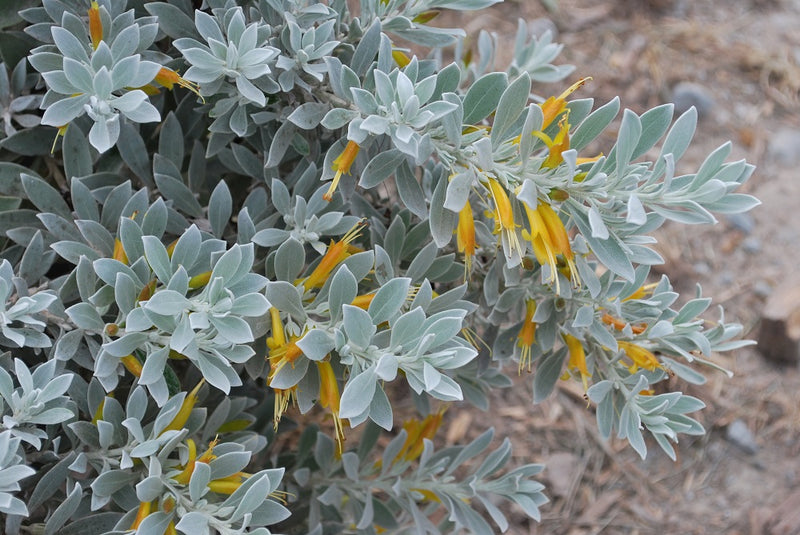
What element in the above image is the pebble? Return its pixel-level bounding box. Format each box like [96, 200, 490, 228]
[742, 237, 761, 254]
[725, 213, 755, 234]
[753, 280, 773, 298]
[693, 262, 711, 276]
[719, 271, 735, 286]
[767, 128, 800, 166]
[672, 82, 716, 119]
[726, 419, 758, 454]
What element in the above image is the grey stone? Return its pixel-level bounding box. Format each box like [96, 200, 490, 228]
[726, 419, 758, 454]
[719, 271, 735, 286]
[753, 280, 773, 298]
[725, 213, 755, 234]
[767, 128, 800, 166]
[693, 262, 711, 276]
[672, 82, 716, 119]
[742, 237, 761, 253]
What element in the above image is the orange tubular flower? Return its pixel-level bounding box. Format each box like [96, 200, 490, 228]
[539, 77, 590, 130]
[532, 112, 571, 169]
[563, 333, 590, 392]
[299, 220, 366, 289]
[602, 313, 646, 334]
[130, 501, 152, 530]
[485, 178, 523, 261]
[112, 238, 128, 264]
[456, 200, 476, 276]
[522, 200, 579, 292]
[317, 360, 345, 453]
[160, 379, 205, 435]
[393, 407, 446, 463]
[266, 308, 301, 428]
[88, 1, 103, 50]
[392, 49, 411, 68]
[324, 140, 361, 201]
[153, 67, 203, 101]
[517, 299, 537, 374]
[618, 341, 662, 373]
[120, 354, 143, 377]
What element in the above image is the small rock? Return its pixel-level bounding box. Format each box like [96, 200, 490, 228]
[527, 18, 558, 40]
[742, 237, 761, 253]
[719, 271, 735, 286]
[726, 419, 758, 454]
[693, 262, 711, 276]
[767, 128, 800, 166]
[725, 213, 755, 234]
[753, 280, 773, 298]
[672, 82, 716, 119]
[757, 284, 800, 364]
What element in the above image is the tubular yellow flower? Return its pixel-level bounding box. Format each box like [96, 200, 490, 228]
[112, 238, 128, 264]
[392, 49, 411, 68]
[350, 292, 376, 309]
[563, 333, 590, 392]
[622, 282, 659, 302]
[522, 200, 579, 292]
[160, 379, 205, 435]
[324, 140, 360, 202]
[317, 360, 345, 453]
[485, 178, 523, 260]
[412, 10, 440, 23]
[172, 438, 197, 485]
[138, 279, 157, 302]
[540, 77, 590, 130]
[130, 501, 152, 530]
[299, 220, 366, 289]
[91, 393, 113, 425]
[266, 308, 300, 429]
[50, 124, 68, 154]
[532, 112, 571, 169]
[456, 200, 476, 276]
[517, 299, 537, 374]
[618, 341, 662, 372]
[602, 312, 646, 334]
[153, 67, 204, 101]
[165, 522, 177, 535]
[120, 354, 143, 377]
[88, 1, 103, 50]
[187, 270, 212, 289]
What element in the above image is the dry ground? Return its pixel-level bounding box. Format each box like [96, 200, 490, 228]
[440, 1, 800, 533]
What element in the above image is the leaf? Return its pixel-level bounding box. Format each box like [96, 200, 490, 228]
[158, 112, 184, 168]
[208, 180, 232, 238]
[462, 72, 507, 125]
[491, 72, 530, 148]
[351, 19, 381, 76]
[154, 172, 203, 218]
[359, 149, 406, 189]
[62, 124, 93, 180]
[144, 2, 200, 40]
[395, 161, 427, 219]
[339, 365, 378, 419]
[368, 277, 411, 325]
[21, 174, 71, 219]
[118, 123, 154, 187]
[288, 102, 330, 129]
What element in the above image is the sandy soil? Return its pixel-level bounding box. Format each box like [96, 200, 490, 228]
[441, 1, 800, 533]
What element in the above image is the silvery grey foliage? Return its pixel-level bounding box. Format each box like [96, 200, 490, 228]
[0, 0, 760, 533]
[0, 60, 41, 138]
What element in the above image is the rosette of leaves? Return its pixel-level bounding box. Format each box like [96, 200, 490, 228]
[173, 7, 280, 136]
[275, 16, 339, 92]
[0, 358, 74, 450]
[28, 6, 162, 152]
[251, 179, 361, 254]
[0, 260, 57, 349]
[0, 430, 35, 516]
[0, 59, 41, 138]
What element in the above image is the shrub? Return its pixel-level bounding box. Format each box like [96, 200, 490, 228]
[0, 0, 757, 533]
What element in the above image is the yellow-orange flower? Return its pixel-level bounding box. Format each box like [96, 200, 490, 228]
[153, 67, 203, 101]
[563, 333, 590, 392]
[485, 178, 523, 262]
[522, 201, 579, 292]
[456, 200, 477, 276]
[88, 1, 103, 50]
[266, 308, 301, 429]
[394, 407, 446, 463]
[517, 299, 537, 374]
[324, 140, 360, 201]
[160, 379, 205, 435]
[540, 77, 590, 130]
[130, 500, 152, 529]
[392, 49, 411, 67]
[299, 220, 366, 289]
[602, 312, 646, 334]
[617, 341, 662, 373]
[317, 360, 345, 453]
[533, 112, 571, 169]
